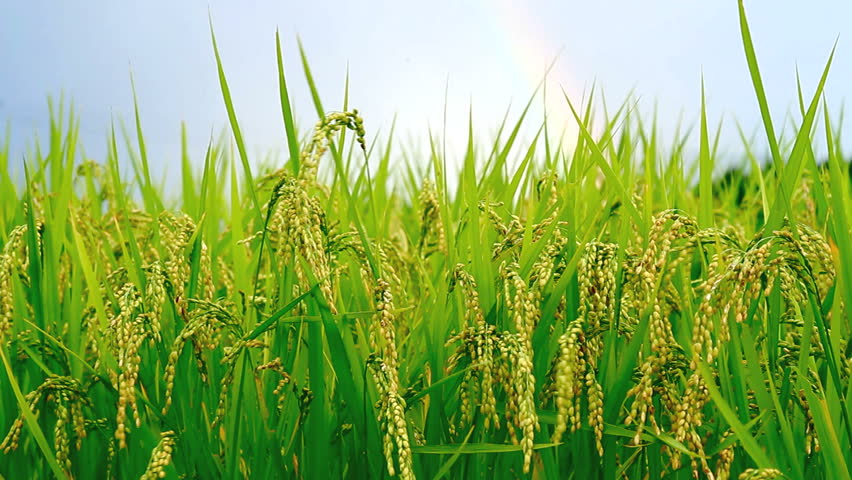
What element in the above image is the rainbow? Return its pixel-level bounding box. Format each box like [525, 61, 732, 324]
[489, 1, 582, 149]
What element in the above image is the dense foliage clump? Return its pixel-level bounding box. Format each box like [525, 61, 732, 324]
[1, 5, 851, 479]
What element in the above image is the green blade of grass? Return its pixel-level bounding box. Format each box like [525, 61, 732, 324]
[698, 75, 713, 228]
[209, 18, 262, 226]
[696, 360, 773, 468]
[765, 43, 836, 232]
[129, 72, 162, 213]
[737, 0, 783, 174]
[414, 442, 560, 454]
[0, 348, 69, 480]
[276, 30, 302, 176]
[562, 89, 645, 230]
[802, 378, 852, 480]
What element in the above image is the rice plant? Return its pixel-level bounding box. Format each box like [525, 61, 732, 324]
[1, 2, 851, 479]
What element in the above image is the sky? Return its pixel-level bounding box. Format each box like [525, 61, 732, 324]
[1, 1, 851, 181]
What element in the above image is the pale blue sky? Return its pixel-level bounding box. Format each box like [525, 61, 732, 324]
[1, 1, 850, 178]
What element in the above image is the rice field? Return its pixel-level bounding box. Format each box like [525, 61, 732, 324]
[1, 4, 852, 480]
